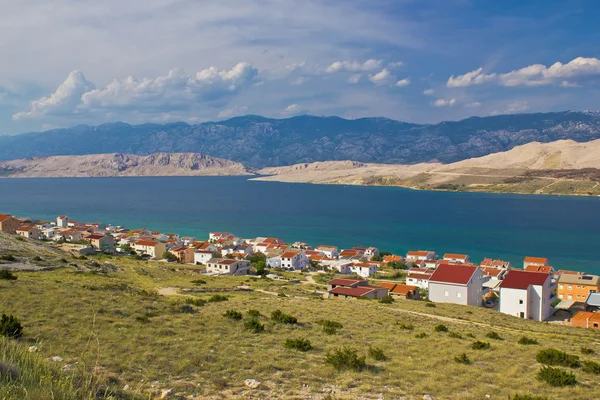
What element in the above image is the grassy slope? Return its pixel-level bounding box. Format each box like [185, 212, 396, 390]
[1, 235, 600, 399]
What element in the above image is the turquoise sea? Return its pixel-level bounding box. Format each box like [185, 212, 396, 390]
[0, 176, 599, 274]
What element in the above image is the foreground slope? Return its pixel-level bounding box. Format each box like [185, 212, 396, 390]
[0, 153, 253, 178]
[257, 139, 600, 196]
[1, 111, 600, 167]
[1, 233, 599, 399]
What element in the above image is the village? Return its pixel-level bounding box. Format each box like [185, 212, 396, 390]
[1, 212, 599, 331]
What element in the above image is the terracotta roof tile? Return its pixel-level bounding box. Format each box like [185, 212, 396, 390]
[500, 270, 550, 290]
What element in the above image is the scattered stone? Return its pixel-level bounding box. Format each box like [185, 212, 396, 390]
[423, 395, 433, 400]
[485, 395, 491, 399]
[123, 384, 130, 391]
[28, 345, 38, 353]
[244, 379, 261, 389]
[158, 388, 175, 399]
[49, 356, 63, 362]
[61, 364, 73, 372]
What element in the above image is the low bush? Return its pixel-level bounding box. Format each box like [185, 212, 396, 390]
[454, 353, 471, 365]
[0, 270, 17, 281]
[518, 336, 539, 345]
[536, 366, 577, 387]
[415, 332, 428, 339]
[191, 279, 206, 285]
[466, 333, 476, 338]
[536, 349, 581, 368]
[207, 294, 229, 303]
[396, 322, 414, 330]
[135, 315, 151, 324]
[471, 341, 491, 350]
[379, 295, 394, 304]
[512, 395, 548, 400]
[581, 346, 595, 355]
[278, 292, 287, 297]
[223, 310, 243, 320]
[284, 338, 312, 352]
[425, 303, 436, 308]
[368, 347, 388, 361]
[485, 331, 503, 340]
[247, 309, 262, 318]
[32, 256, 42, 261]
[582, 360, 600, 375]
[271, 310, 298, 324]
[0, 255, 16, 262]
[244, 318, 265, 333]
[449, 332, 463, 339]
[0, 314, 23, 338]
[185, 298, 206, 307]
[174, 304, 196, 314]
[434, 324, 448, 332]
[325, 347, 366, 371]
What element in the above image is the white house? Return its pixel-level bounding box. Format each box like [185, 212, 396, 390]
[523, 256, 549, 269]
[16, 225, 42, 240]
[406, 250, 437, 262]
[349, 262, 377, 278]
[279, 250, 309, 271]
[428, 264, 485, 306]
[194, 250, 215, 265]
[499, 270, 553, 321]
[364, 247, 379, 260]
[56, 216, 69, 228]
[443, 253, 471, 264]
[206, 258, 250, 275]
[406, 271, 434, 289]
[41, 228, 57, 240]
[315, 245, 339, 259]
[133, 240, 167, 260]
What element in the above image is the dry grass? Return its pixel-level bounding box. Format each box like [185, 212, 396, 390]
[1, 235, 600, 399]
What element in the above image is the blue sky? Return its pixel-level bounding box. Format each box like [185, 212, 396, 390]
[1, 0, 600, 134]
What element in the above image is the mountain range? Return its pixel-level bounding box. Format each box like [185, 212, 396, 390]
[1, 111, 600, 168]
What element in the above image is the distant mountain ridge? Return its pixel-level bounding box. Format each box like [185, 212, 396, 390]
[0, 153, 252, 178]
[1, 111, 600, 167]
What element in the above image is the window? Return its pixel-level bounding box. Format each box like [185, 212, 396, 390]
[444, 291, 449, 297]
[457, 292, 462, 298]
[519, 299, 524, 305]
[568, 285, 573, 290]
[559, 284, 563, 289]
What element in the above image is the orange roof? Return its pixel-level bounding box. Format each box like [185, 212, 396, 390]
[351, 262, 373, 268]
[407, 251, 433, 257]
[481, 267, 504, 277]
[524, 256, 548, 264]
[378, 282, 397, 290]
[136, 240, 159, 246]
[383, 255, 403, 263]
[339, 250, 359, 257]
[571, 311, 600, 323]
[524, 265, 553, 273]
[407, 272, 434, 280]
[390, 284, 418, 295]
[17, 225, 36, 232]
[444, 253, 468, 259]
[281, 251, 300, 258]
[0, 214, 13, 222]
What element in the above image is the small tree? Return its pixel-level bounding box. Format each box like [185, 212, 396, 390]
[536, 366, 577, 387]
[162, 251, 178, 262]
[284, 338, 312, 352]
[379, 295, 394, 304]
[244, 318, 265, 333]
[368, 347, 388, 361]
[325, 347, 366, 371]
[0, 314, 23, 338]
[0, 270, 17, 281]
[454, 353, 471, 364]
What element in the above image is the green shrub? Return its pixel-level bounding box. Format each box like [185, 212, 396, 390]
[223, 310, 243, 320]
[0, 270, 17, 280]
[518, 336, 538, 345]
[284, 338, 312, 352]
[271, 310, 297, 324]
[191, 279, 206, 285]
[512, 395, 548, 400]
[415, 332, 428, 339]
[244, 318, 265, 333]
[185, 298, 206, 307]
[449, 331, 463, 339]
[14, 236, 24, 241]
[325, 347, 366, 371]
[536, 366, 577, 387]
[174, 304, 196, 314]
[135, 315, 151, 324]
[0, 255, 16, 262]
[396, 322, 414, 330]
[485, 331, 503, 340]
[454, 353, 471, 364]
[581, 346, 595, 355]
[536, 349, 581, 368]
[425, 303, 436, 308]
[466, 333, 476, 338]
[379, 295, 394, 304]
[434, 324, 448, 332]
[471, 341, 491, 350]
[368, 347, 388, 361]
[278, 292, 287, 297]
[0, 314, 23, 338]
[582, 360, 600, 375]
[317, 320, 343, 334]
[207, 294, 229, 303]
[247, 309, 262, 318]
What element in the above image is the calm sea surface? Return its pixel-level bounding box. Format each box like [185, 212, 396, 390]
[0, 177, 598, 273]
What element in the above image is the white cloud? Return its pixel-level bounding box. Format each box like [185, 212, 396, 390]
[291, 77, 310, 85]
[433, 98, 457, 107]
[465, 102, 482, 108]
[395, 78, 411, 87]
[326, 59, 382, 73]
[447, 57, 600, 88]
[13, 70, 95, 120]
[423, 89, 435, 95]
[388, 61, 404, 68]
[348, 74, 362, 84]
[506, 100, 529, 113]
[218, 105, 248, 119]
[14, 63, 259, 120]
[369, 68, 394, 85]
[281, 104, 304, 116]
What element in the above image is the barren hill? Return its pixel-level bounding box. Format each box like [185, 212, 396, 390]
[0, 153, 253, 178]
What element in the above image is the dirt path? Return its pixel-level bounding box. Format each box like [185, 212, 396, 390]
[157, 287, 183, 296]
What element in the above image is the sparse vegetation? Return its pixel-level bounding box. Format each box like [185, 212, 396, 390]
[0, 270, 17, 281]
[368, 347, 388, 361]
[396, 322, 414, 330]
[191, 279, 206, 285]
[536, 366, 577, 387]
[485, 331, 503, 340]
[223, 310, 243, 320]
[184, 298, 206, 307]
[415, 332, 428, 339]
[448, 331, 462, 339]
[536, 349, 581, 368]
[0, 255, 16, 262]
[454, 353, 471, 364]
[325, 347, 366, 371]
[512, 394, 548, 400]
[582, 360, 600, 375]
[471, 341, 491, 350]
[0, 314, 23, 339]
[247, 309, 262, 318]
[244, 318, 265, 333]
[317, 319, 343, 334]
[271, 309, 297, 324]
[434, 324, 448, 332]
[284, 338, 312, 352]
[425, 302, 436, 308]
[581, 346, 595, 355]
[379, 295, 394, 304]
[207, 294, 228, 303]
[518, 336, 539, 345]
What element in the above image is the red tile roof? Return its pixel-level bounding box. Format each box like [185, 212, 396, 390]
[407, 250, 433, 257]
[524, 256, 548, 264]
[524, 265, 553, 273]
[429, 264, 479, 285]
[329, 286, 376, 297]
[407, 272, 433, 280]
[481, 267, 503, 277]
[390, 284, 418, 295]
[378, 282, 397, 290]
[500, 270, 550, 290]
[85, 234, 105, 240]
[444, 253, 468, 259]
[136, 240, 159, 246]
[281, 251, 300, 258]
[383, 255, 403, 263]
[339, 250, 359, 257]
[0, 214, 13, 223]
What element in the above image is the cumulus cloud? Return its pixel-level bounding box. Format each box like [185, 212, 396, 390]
[388, 61, 404, 68]
[281, 104, 304, 116]
[423, 89, 435, 95]
[395, 78, 411, 87]
[13, 70, 95, 120]
[447, 57, 600, 88]
[14, 63, 259, 120]
[465, 102, 482, 108]
[348, 74, 362, 84]
[433, 98, 457, 107]
[369, 69, 394, 85]
[218, 105, 248, 119]
[326, 59, 382, 73]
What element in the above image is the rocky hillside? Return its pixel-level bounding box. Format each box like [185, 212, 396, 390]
[1, 111, 600, 167]
[0, 153, 253, 178]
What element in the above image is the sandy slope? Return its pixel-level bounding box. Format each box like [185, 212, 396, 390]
[0, 153, 253, 178]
